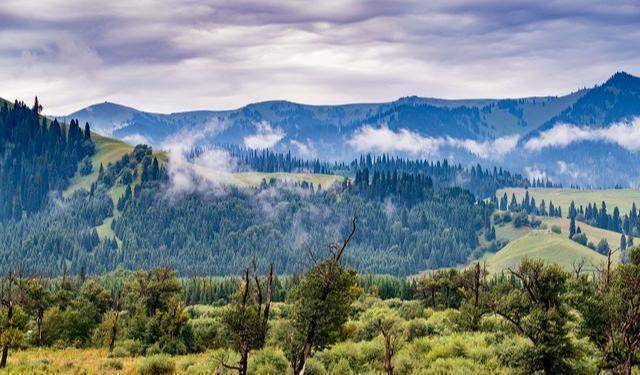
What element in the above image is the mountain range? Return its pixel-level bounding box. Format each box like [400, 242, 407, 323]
[58, 72, 640, 187]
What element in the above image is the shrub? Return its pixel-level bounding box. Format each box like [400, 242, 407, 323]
[248, 347, 290, 375]
[100, 359, 123, 370]
[114, 339, 145, 356]
[571, 233, 588, 246]
[108, 346, 129, 358]
[405, 318, 435, 341]
[331, 358, 353, 375]
[138, 355, 176, 375]
[304, 357, 327, 375]
[397, 300, 425, 320]
[190, 318, 226, 350]
[551, 225, 562, 234]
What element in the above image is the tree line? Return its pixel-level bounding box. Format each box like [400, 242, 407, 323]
[0, 99, 94, 221]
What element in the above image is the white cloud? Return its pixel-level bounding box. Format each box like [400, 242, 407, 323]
[160, 120, 234, 194]
[524, 167, 548, 181]
[347, 125, 443, 155]
[557, 160, 586, 180]
[347, 125, 518, 159]
[243, 122, 286, 149]
[291, 139, 313, 157]
[447, 135, 519, 159]
[122, 133, 151, 146]
[525, 117, 640, 151]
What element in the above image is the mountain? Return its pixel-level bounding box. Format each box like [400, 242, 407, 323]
[517, 72, 640, 187]
[60, 72, 640, 186]
[60, 93, 587, 148]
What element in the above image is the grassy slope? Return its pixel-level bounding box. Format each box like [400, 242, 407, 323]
[230, 171, 343, 187]
[498, 187, 640, 214]
[64, 134, 134, 197]
[486, 231, 606, 274]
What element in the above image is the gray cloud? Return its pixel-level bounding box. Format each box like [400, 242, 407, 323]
[0, 0, 639, 114]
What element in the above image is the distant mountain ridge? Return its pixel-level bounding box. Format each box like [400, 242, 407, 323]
[48, 71, 640, 186]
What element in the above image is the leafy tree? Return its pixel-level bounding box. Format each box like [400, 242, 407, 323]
[19, 277, 53, 346]
[603, 247, 640, 374]
[288, 219, 359, 375]
[458, 262, 490, 331]
[487, 258, 577, 374]
[219, 261, 275, 375]
[0, 272, 27, 368]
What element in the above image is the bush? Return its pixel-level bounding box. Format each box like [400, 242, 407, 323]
[405, 318, 435, 341]
[551, 225, 562, 234]
[108, 346, 129, 358]
[190, 318, 226, 350]
[114, 339, 145, 357]
[571, 233, 588, 246]
[100, 359, 123, 370]
[248, 347, 290, 375]
[331, 358, 353, 375]
[138, 355, 176, 375]
[304, 357, 327, 375]
[397, 300, 425, 320]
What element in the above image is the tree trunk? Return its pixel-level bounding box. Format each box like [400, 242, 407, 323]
[383, 335, 394, 375]
[0, 300, 13, 368]
[294, 341, 313, 375]
[37, 312, 43, 347]
[622, 347, 635, 375]
[0, 346, 8, 368]
[240, 345, 249, 375]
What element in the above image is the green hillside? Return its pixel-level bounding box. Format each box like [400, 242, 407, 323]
[498, 187, 640, 214]
[64, 133, 135, 197]
[485, 231, 606, 274]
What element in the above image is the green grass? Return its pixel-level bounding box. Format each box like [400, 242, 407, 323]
[64, 134, 134, 197]
[485, 231, 606, 274]
[498, 188, 640, 214]
[540, 216, 630, 250]
[232, 172, 344, 188]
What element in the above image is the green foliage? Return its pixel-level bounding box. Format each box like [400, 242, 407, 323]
[248, 347, 290, 375]
[288, 261, 358, 361]
[488, 258, 580, 374]
[100, 358, 123, 370]
[138, 354, 176, 375]
[113, 181, 487, 276]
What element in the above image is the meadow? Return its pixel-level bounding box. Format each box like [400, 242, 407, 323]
[498, 187, 640, 214]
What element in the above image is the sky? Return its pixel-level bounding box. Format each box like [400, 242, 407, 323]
[0, 0, 639, 115]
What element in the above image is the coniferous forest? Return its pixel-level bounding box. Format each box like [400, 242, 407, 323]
[0, 100, 94, 220]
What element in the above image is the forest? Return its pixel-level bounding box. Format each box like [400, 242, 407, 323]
[1, 230, 640, 374]
[194, 146, 532, 199]
[0, 100, 94, 221]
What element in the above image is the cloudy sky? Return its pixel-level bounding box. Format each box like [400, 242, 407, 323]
[1, 0, 639, 114]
